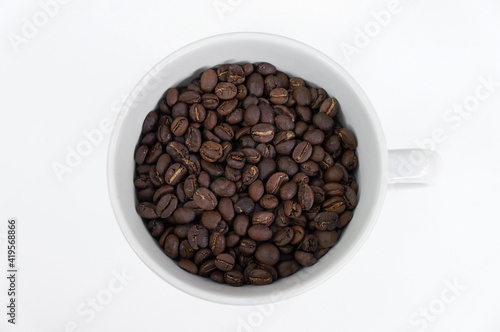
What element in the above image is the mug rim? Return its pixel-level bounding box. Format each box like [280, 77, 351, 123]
[107, 32, 388, 304]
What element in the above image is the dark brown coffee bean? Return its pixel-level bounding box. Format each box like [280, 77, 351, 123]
[187, 224, 209, 250]
[244, 105, 260, 126]
[226, 107, 244, 124]
[215, 253, 235, 271]
[135, 145, 149, 165]
[251, 123, 275, 143]
[209, 232, 226, 256]
[270, 88, 289, 105]
[142, 111, 158, 134]
[255, 243, 280, 266]
[179, 91, 201, 104]
[277, 260, 300, 277]
[248, 225, 272, 241]
[319, 97, 339, 117]
[200, 69, 218, 92]
[193, 188, 218, 210]
[208, 178, 235, 198]
[199, 141, 223, 162]
[164, 234, 179, 259]
[242, 165, 259, 185]
[248, 180, 265, 201]
[147, 220, 164, 238]
[341, 150, 358, 170]
[194, 248, 213, 265]
[246, 73, 264, 97]
[214, 82, 237, 100]
[136, 202, 158, 219]
[343, 185, 358, 209]
[338, 128, 357, 149]
[199, 260, 217, 277]
[164, 163, 187, 185]
[173, 207, 196, 224]
[171, 116, 189, 137]
[322, 196, 346, 214]
[266, 172, 289, 195]
[292, 141, 313, 163]
[275, 140, 296, 155]
[274, 227, 294, 246]
[141, 132, 157, 145]
[252, 211, 275, 226]
[200, 160, 224, 177]
[293, 86, 312, 106]
[284, 200, 302, 218]
[226, 151, 246, 169]
[166, 141, 188, 162]
[323, 182, 344, 196]
[166, 88, 178, 107]
[290, 225, 305, 244]
[315, 230, 339, 249]
[178, 259, 198, 274]
[155, 194, 178, 218]
[239, 238, 257, 256]
[248, 269, 273, 285]
[224, 270, 244, 287]
[300, 160, 320, 177]
[260, 194, 279, 209]
[297, 183, 314, 211]
[234, 197, 255, 215]
[276, 156, 298, 177]
[218, 197, 235, 222]
[172, 102, 188, 118]
[256, 62, 277, 75]
[299, 234, 318, 252]
[201, 93, 219, 110]
[257, 158, 276, 181]
[313, 112, 334, 132]
[303, 128, 324, 145]
[137, 187, 155, 202]
[338, 210, 353, 228]
[294, 250, 317, 266]
[279, 182, 298, 201]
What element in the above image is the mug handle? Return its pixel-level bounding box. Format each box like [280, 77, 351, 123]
[388, 149, 442, 184]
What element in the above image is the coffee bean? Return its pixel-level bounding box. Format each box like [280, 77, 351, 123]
[199, 260, 217, 277]
[248, 269, 273, 285]
[164, 234, 179, 259]
[256, 62, 277, 75]
[193, 188, 218, 210]
[266, 172, 289, 195]
[279, 181, 297, 201]
[234, 197, 255, 215]
[338, 210, 353, 228]
[239, 238, 257, 256]
[215, 253, 235, 271]
[224, 270, 244, 287]
[319, 97, 339, 117]
[209, 232, 226, 256]
[293, 86, 311, 106]
[218, 197, 235, 222]
[210, 178, 236, 197]
[292, 141, 313, 163]
[298, 183, 314, 211]
[200, 69, 218, 92]
[315, 230, 339, 249]
[341, 150, 358, 170]
[255, 243, 280, 266]
[136, 202, 158, 219]
[274, 227, 294, 246]
[242, 165, 259, 185]
[260, 194, 279, 209]
[294, 251, 317, 266]
[187, 224, 209, 250]
[199, 141, 223, 162]
[178, 259, 198, 274]
[252, 211, 275, 226]
[277, 260, 300, 277]
[251, 123, 275, 143]
[270, 88, 289, 105]
[214, 82, 237, 100]
[156, 194, 178, 218]
[322, 196, 346, 214]
[248, 180, 264, 201]
[142, 111, 158, 134]
[173, 207, 196, 224]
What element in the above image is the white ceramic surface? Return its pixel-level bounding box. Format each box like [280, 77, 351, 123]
[108, 32, 387, 305]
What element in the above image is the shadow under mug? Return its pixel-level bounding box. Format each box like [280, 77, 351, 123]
[107, 32, 440, 305]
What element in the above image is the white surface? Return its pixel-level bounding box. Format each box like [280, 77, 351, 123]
[1, 0, 499, 331]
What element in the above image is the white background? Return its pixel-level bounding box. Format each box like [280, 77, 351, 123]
[1, 0, 500, 331]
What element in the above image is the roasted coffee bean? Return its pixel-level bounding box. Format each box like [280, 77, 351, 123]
[319, 97, 339, 117]
[248, 269, 273, 285]
[258, 158, 276, 181]
[164, 234, 179, 259]
[165, 88, 179, 107]
[298, 183, 314, 211]
[338, 210, 353, 228]
[299, 234, 318, 252]
[251, 123, 275, 143]
[178, 259, 198, 274]
[173, 207, 196, 224]
[290, 225, 305, 245]
[239, 238, 257, 256]
[270, 88, 289, 105]
[279, 182, 298, 201]
[199, 260, 217, 277]
[255, 243, 280, 266]
[323, 182, 344, 196]
[242, 165, 259, 185]
[187, 224, 209, 250]
[277, 260, 300, 277]
[210, 178, 236, 198]
[322, 196, 346, 214]
[234, 197, 255, 215]
[292, 141, 313, 163]
[277, 156, 299, 177]
[215, 253, 235, 271]
[248, 180, 265, 201]
[314, 211, 339, 231]
[214, 82, 237, 100]
[294, 250, 317, 266]
[147, 220, 164, 238]
[266, 172, 289, 195]
[193, 188, 218, 210]
[142, 111, 158, 134]
[274, 227, 294, 246]
[293, 86, 312, 106]
[200, 69, 218, 92]
[194, 248, 213, 265]
[252, 211, 274, 226]
[315, 230, 339, 249]
[224, 270, 244, 286]
[171, 117, 189, 136]
[218, 197, 235, 222]
[156, 194, 178, 218]
[233, 214, 250, 236]
[166, 141, 188, 162]
[303, 128, 324, 145]
[199, 141, 223, 162]
[284, 200, 302, 218]
[209, 232, 226, 256]
[136, 202, 158, 219]
[260, 194, 279, 209]
[341, 150, 358, 170]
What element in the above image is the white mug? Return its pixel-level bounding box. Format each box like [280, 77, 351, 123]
[107, 32, 440, 305]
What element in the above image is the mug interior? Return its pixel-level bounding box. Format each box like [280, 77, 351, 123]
[108, 33, 387, 305]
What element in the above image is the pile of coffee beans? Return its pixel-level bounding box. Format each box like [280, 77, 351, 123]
[134, 62, 359, 286]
